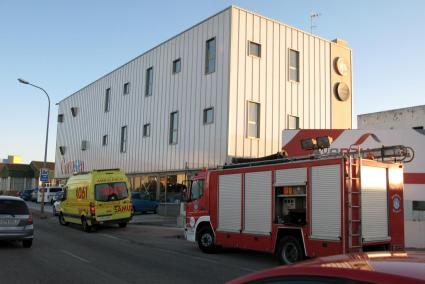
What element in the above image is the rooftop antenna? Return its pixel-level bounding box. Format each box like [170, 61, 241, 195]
[310, 11, 321, 34]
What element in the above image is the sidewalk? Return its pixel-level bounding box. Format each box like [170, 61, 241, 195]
[25, 201, 180, 228]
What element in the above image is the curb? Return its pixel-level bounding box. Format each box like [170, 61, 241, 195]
[29, 203, 181, 228]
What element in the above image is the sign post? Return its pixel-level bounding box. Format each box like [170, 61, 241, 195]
[39, 168, 49, 218]
[40, 168, 49, 183]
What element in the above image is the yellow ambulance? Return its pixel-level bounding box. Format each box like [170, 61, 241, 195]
[59, 169, 132, 232]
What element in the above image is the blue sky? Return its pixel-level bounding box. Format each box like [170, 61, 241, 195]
[1, 0, 424, 163]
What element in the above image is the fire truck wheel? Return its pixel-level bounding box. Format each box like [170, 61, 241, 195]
[197, 227, 218, 253]
[277, 236, 304, 265]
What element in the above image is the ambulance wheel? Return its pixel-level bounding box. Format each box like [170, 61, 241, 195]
[277, 236, 304, 265]
[81, 216, 91, 232]
[59, 213, 69, 226]
[197, 227, 218, 253]
[119, 222, 127, 228]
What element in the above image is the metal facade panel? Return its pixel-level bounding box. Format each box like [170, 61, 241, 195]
[227, 7, 335, 159]
[55, 9, 231, 178]
[361, 166, 389, 242]
[311, 164, 341, 240]
[244, 171, 272, 235]
[218, 174, 242, 232]
[275, 168, 307, 186]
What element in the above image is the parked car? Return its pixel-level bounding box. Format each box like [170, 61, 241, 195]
[131, 192, 159, 214]
[19, 189, 34, 201]
[228, 252, 425, 284]
[0, 196, 34, 248]
[52, 192, 64, 216]
[37, 186, 64, 204]
[30, 188, 39, 202]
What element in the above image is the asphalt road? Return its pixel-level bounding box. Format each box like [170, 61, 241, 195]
[0, 212, 276, 284]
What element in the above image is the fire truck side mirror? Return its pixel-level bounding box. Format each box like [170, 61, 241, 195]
[182, 180, 191, 202]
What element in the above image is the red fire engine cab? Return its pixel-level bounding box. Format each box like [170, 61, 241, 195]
[185, 142, 408, 264]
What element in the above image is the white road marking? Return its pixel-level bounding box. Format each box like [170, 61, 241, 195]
[60, 250, 90, 263]
[98, 233, 120, 240]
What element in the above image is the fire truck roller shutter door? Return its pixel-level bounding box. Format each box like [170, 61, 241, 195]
[311, 165, 341, 240]
[217, 174, 242, 233]
[244, 171, 272, 235]
[275, 168, 307, 186]
[361, 166, 390, 242]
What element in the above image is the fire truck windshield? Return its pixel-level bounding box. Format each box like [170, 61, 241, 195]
[190, 180, 204, 200]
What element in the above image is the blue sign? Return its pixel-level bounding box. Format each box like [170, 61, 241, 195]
[40, 168, 49, 182]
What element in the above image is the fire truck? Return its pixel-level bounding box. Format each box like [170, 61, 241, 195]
[185, 140, 408, 264]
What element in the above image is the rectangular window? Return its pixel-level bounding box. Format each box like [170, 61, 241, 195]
[58, 114, 64, 123]
[105, 88, 111, 112]
[102, 135, 108, 146]
[248, 41, 261, 57]
[169, 111, 179, 144]
[145, 67, 153, 96]
[247, 102, 260, 138]
[81, 140, 87, 151]
[123, 82, 130, 95]
[120, 126, 127, 153]
[172, 58, 181, 74]
[71, 107, 78, 117]
[59, 146, 66, 155]
[413, 201, 425, 211]
[203, 107, 214, 124]
[205, 38, 216, 74]
[289, 49, 300, 82]
[288, 115, 300, 129]
[143, 123, 151, 137]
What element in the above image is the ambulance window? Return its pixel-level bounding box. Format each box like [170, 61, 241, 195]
[95, 182, 129, 201]
[62, 187, 67, 200]
[191, 180, 204, 200]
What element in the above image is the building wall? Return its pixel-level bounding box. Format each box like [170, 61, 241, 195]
[330, 40, 352, 129]
[358, 105, 425, 129]
[55, 8, 231, 179]
[55, 6, 353, 179]
[227, 7, 351, 158]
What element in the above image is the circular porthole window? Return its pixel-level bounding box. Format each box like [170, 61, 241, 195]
[335, 57, 348, 76]
[335, 82, 350, 101]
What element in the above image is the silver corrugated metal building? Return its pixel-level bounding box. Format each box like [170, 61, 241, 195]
[55, 6, 353, 210]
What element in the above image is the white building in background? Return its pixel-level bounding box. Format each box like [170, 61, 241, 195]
[358, 105, 425, 247]
[55, 6, 353, 212]
[358, 105, 425, 130]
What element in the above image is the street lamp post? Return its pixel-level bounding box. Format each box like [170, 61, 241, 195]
[18, 78, 50, 218]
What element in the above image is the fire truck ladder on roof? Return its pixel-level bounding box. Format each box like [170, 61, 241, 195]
[223, 145, 413, 170]
[347, 145, 363, 252]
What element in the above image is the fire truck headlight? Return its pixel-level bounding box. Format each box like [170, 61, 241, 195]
[316, 136, 333, 149]
[189, 217, 196, 228]
[301, 138, 317, 150]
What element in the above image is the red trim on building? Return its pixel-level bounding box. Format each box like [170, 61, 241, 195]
[404, 173, 425, 184]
